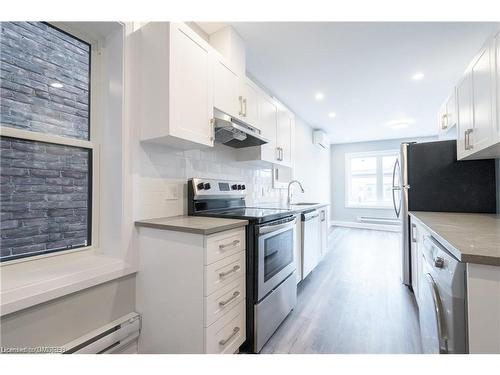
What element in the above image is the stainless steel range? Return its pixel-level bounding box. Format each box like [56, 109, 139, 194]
[188, 178, 297, 353]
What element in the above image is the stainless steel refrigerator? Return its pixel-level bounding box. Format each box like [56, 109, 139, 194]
[391, 140, 497, 287]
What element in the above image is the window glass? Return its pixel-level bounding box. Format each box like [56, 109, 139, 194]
[347, 151, 399, 208]
[0, 137, 91, 261]
[351, 156, 376, 175]
[0, 22, 90, 140]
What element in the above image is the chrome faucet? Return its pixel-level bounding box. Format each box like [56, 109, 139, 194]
[287, 180, 305, 206]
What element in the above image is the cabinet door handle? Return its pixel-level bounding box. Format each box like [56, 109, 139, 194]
[465, 129, 473, 150]
[219, 327, 240, 346]
[243, 98, 247, 117]
[209, 118, 215, 141]
[219, 291, 240, 307]
[411, 223, 417, 243]
[276, 147, 280, 161]
[219, 265, 240, 278]
[238, 96, 243, 116]
[219, 239, 240, 250]
[441, 114, 448, 130]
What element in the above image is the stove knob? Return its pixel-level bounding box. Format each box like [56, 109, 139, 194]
[237, 184, 242, 190]
[231, 184, 238, 190]
[241, 184, 246, 190]
[204, 183, 211, 190]
[196, 182, 205, 190]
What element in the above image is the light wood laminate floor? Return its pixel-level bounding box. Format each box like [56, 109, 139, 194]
[261, 227, 422, 354]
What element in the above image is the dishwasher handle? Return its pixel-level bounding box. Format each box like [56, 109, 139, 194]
[302, 210, 319, 222]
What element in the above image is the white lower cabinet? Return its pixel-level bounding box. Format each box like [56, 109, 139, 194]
[319, 207, 329, 259]
[136, 226, 246, 353]
[410, 218, 430, 305]
[205, 299, 246, 354]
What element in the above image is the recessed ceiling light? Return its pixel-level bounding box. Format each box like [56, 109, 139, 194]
[328, 112, 336, 119]
[386, 118, 414, 129]
[314, 92, 324, 101]
[50, 82, 63, 88]
[412, 72, 424, 81]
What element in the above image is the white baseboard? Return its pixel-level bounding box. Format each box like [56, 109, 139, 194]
[331, 220, 401, 232]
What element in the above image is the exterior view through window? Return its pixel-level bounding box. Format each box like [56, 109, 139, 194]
[0, 22, 92, 261]
[345, 150, 399, 208]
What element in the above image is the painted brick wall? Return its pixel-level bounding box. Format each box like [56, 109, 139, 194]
[0, 22, 91, 261]
[0, 22, 90, 140]
[0, 138, 90, 260]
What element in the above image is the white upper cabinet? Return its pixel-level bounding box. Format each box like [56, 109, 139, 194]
[241, 79, 259, 127]
[258, 93, 278, 162]
[237, 91, 295, 168]
[134, 22, 214, 149]
[455, 30, 500, 160]
[276, 104, 295, 168]
[457, 73, 474, 159]
[213, 58, 241, 118]
[437, 89, 457, 140]
[470, 44, 495, 151]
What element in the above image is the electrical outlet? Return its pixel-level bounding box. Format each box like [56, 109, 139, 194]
[164, 184, 179, 200]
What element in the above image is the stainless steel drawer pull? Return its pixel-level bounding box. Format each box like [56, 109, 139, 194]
[219, 291, 240, 307]
[219, 240, 240, 250]
[219, 327, 240, 346]
[219, 265, 240, 278]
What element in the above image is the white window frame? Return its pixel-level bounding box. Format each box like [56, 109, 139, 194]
[0, 22, 102, 265]
[345, 149, 399, 209]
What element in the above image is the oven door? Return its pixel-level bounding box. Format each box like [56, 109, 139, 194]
[257, 216, 297, 301]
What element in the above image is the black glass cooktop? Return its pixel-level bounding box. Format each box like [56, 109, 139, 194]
[196, 207, 294, 223]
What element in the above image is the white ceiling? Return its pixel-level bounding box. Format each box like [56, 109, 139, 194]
[229, 22, 499, 144]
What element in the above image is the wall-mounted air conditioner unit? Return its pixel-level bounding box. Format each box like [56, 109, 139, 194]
[313, 130, 329, 149]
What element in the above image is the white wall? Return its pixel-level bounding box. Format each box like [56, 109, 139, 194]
[0, 276, 135, 348]
[133, 118, 330, 220]
[133, 142, 285, 220]
[330, 136, 437, 223]
[292, 118, 331, 205]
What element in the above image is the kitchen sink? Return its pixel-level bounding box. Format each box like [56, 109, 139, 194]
[293, 202, 319, 206]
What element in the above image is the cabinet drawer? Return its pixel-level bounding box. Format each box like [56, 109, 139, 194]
[205, 228, 245, 265]
[204, 277, 245, 327]
[205, 299, 246, 354]
[204, 251, 245, 296]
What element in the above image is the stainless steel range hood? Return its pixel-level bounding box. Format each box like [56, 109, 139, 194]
[213, 109, 268, 148]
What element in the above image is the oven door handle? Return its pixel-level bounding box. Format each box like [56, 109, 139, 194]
[259, 218, 297, 235]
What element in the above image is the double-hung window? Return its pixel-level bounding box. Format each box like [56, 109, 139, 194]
[0, 22, 94, 262]
[345, 150, 399, 209]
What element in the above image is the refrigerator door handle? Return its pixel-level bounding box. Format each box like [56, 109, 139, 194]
[392, 158, 402, 218]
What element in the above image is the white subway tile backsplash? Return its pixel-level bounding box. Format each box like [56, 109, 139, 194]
[134, 143, 286, 220]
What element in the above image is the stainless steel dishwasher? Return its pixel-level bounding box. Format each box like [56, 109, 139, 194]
[419, 235, 467, 354]
[301, 209, 320, 280]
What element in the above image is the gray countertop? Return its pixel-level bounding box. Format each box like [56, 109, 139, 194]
[267, 203, 329, 214]
[409, 211, 500, 266]
[135, 216, 248, 235]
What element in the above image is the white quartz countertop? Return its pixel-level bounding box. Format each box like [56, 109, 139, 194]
[409, 211, 500, 266]
[135, 215, 248, 235]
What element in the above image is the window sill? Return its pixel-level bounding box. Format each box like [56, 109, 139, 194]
[0, 251, 137, 317]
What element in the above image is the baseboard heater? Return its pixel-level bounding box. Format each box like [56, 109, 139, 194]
[358, 216, 400, 226]
[62, 312, 141, 354]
